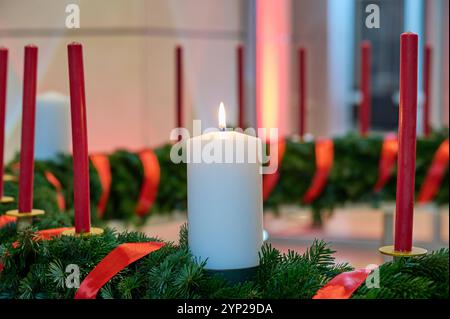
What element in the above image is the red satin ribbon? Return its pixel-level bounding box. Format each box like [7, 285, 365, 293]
[417, 139, 449, 203]
[90, 154, 112, 217]
[34, 227, 72, 241]
[263, 139, 286, 201]
[44, 171, 66, 211]
[135, 149, 160, 217]
[374, 134, 398, 192]
[303, 139, 334, 204]
[0, 215, 16, 228]
[75, 242, 165, 299]
[313, 268, 372, 299]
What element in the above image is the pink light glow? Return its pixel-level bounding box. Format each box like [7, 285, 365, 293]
[256, 0, 291, 139]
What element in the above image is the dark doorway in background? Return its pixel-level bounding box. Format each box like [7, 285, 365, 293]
[353, 0, 406, 131]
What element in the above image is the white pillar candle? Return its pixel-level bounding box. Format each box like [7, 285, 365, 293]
[35, 91, 71, 160]
[187, 103, 263, 270]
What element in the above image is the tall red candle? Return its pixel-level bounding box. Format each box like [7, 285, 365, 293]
[18, 45, 38, 213]
[359, 41, 371, 136]
[298, 47, 306, 138]
[67, 43, 91, 233]
[0, 48, 8, 199]
[423, 44, 432, 137]
[175, 46, 183, 129]
[237, 45, 245, 128]
[394, 33, 418, 252]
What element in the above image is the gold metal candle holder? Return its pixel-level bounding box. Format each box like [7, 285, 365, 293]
[379, 245, 427, 258]
[0, 196, 14, 204]
[3, 174, 18, 182]
[1, 174, 18, 204]
[5, 209, 45, 230]
[61, 227, 104, 237]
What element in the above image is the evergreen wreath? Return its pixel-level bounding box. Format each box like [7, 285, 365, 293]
[0, 132, 448, 299]
[0, 223, 448, 299]
[3, 132, 447, 225]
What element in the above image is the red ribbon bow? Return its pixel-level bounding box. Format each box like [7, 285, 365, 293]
[417, 139, 449, 203]
[303, 139, 334, 204]
[135, 149, 161, 216]
[44, 171, 66, 211]
[90, 154, 112, 217]
[374, 133, 398, 192]
[262, 139, 286, 201]
[313, 268, 373, 299]
[0, 215, 16, 228]
[75, 242, 165, 299]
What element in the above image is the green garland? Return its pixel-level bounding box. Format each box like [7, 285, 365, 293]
[0, 132, 448, 299]
[267, 131, 449, 224]
[0, 222, 447, 299]
[2, 170, 71, 230]
[3, 132, 447, 225]
[353, 248, 449, 299]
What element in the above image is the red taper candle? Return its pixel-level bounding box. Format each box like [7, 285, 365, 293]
[298, 47, 307, 138]
[394, 33, 418, 252]
[175, 46, 183, 129]
[0, 48, 8, 199]
[67, 43, 91, 233]
[18, 45, 38, 213]
[359, 41, 371, 136]
[237, 45, 245, 128]
[423, 44, 432, 137]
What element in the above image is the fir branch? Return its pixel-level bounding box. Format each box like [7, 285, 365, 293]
[0, 225, 447, 299]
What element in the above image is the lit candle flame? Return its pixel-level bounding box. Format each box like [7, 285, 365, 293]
[218, 102, 226, 130]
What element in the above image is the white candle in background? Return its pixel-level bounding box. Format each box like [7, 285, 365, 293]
[35, 91, 71, 160]
[187, 103, 263, 270]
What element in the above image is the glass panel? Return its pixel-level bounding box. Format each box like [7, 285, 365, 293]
[354, 0, 405, 131]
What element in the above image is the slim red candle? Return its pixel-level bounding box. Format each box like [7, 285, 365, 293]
[237, 45, 245, 128]
[175, 46, 183, 129]
[298, 47, 306, 138]
[18, 45, 38, 213]
[394, 33, 418, 252]
[67, 43, 91, 233]
[0, 48, 8, 199]
[423, 44, 432, 137]
[359, 41, 371, 136]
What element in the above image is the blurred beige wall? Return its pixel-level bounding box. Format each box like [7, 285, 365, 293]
[0, 0, 245, 156]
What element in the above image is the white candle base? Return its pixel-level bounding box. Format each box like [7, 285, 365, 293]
[207, 266, 259, 284]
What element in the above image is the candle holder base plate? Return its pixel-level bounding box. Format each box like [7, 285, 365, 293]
[5, 209, 45, 218]
[379, 245, 427, 257]
[0, 196, 14, 204]
[3, 174, 18, 182]
[61, 227, 104, 237]
[5, 209, 45, 231]
[206, 266, 259, 285]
